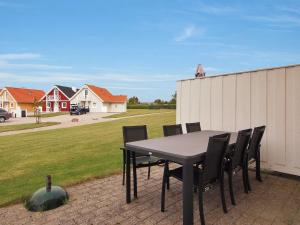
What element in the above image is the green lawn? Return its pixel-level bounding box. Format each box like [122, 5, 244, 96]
[0, 122, 60, 133]
[0, 111, 175, 206]
[104, 108, 174, 118]
[28, 112, 68, 118]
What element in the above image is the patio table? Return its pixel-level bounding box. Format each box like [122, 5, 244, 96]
[125, 130, 237, 225]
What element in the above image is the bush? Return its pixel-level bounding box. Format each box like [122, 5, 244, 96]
[127, 104, 176, 109]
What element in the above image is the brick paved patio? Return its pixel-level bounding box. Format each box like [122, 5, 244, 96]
[0, 166, 300, 225]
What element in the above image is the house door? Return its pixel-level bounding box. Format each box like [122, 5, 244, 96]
[54, 102, 59, 112]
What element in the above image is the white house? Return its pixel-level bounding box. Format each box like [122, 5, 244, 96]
[70, 84, 127, 113]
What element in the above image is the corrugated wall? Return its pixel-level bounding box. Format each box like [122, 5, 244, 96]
[176, 64, 300, 176]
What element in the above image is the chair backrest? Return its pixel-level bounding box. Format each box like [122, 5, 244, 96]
[204, 133, 230, 182]
[248, 126, 266, 159]
[163, 124, 183, 137]
[122, 125, 148, 145]
[186, 122, 201, 133]
[231, 129, 252, 168]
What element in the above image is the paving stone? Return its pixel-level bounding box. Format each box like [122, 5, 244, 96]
[0, 167, 299, 225]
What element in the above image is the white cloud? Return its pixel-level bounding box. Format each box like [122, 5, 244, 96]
[0, 53, 41, 60]
[197, 2, 238, 15]
[175, 25, 204, 42]
[0, 71, 183, 84]
[245, 14, 300, 28]
[0, 1, 24, 8]
[0, 62, 72, 70]
[0, 52, 72, 70]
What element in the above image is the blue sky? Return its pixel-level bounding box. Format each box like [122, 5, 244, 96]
[0, 0, 300, 101]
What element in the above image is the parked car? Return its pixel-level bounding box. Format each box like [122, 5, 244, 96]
[0, 108, 11, 122]
[70, 106, 89, 115]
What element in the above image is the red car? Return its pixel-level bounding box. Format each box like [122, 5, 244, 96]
[0, 108, 11, 123]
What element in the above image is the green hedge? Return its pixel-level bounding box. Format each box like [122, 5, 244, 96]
[127, 104, 176, 109]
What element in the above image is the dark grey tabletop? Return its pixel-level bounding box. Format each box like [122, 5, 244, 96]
[126, 130, 237, 163]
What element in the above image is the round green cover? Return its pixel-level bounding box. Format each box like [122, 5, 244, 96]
[25, 186, 68, 212]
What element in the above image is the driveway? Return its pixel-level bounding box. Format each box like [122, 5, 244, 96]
[0, 113, 118, 136]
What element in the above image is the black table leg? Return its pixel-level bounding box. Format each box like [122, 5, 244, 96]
[126, 150, 131, 203]
[183, 162, 194, 225]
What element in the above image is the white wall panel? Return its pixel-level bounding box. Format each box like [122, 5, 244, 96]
[251, 71, 268, 165]
[267, 68, 286, 167]
[200, 79, 211, 130]
[210, 76, 223, 130]
[222, 75, 236, 131]
[176, 82, 181, 124]
[180, 80, 191, 130]
[286, 67, 300, 173]
[236, 73, 251, 130]
[189, 79, 201, 123]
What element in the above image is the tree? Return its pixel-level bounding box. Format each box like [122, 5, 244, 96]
[128, 96, 140, 104]
[169, 92, 176, 104]
[33, 98, 42, 124]
[154, 99, 163, 104]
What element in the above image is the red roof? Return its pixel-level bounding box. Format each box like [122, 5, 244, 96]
[6, 87, 45, 104]
[87, 84, 127, 103]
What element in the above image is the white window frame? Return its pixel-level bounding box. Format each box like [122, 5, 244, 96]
[47, 102, 51, 108]
[10, 102, 14, 108]
[92, 102, 97, 108]
[61, 102, 67, 109]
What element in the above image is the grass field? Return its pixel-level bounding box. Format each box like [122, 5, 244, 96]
[0, 122, 60, 133]
[28, 112, 68, 118]
[0, 110, 175, 206]
[104, 108, 174, 118]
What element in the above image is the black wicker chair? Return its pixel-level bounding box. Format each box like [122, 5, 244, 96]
[161, 133, 231, 225]
[163, 124, 183, 136]
[162, 124, 183, 189]
[225, 128, 252, 205]
[186, 122, 201, 133]
[121, 125, 163, 198]
[245, 126, 266, 191]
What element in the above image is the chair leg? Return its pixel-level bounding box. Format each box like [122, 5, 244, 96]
[161, 162, 168, 212]
[198, 173, 205, 225]
[147, 162, 151, 180]
[246, 161, 251, 192]
[228, 167, 236, 205]
[194, 186, 197, 193]
[242, 167, 248, 194]
[256, 151, 262, 182]
[199, 190, 205, 225]
[122, 150, 126, 186]
[220, 172, 228, 213]
[166, 161, 170, 190]
[132, 153, 138, 199]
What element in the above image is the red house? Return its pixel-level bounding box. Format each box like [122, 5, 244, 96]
[40, 85, 78, 112]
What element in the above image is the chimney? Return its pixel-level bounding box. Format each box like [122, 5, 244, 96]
[72, 87, 77, 92]
[195, 64, 205, 78]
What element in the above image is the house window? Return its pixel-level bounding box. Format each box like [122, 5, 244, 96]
[47, 102, 51, 108]
[10, 102, 14, 108]
[62, 102, 67, 109]
[85, 89, 88, 98]
[93, 102, 96, 108]
[0, 102, 2, 108]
